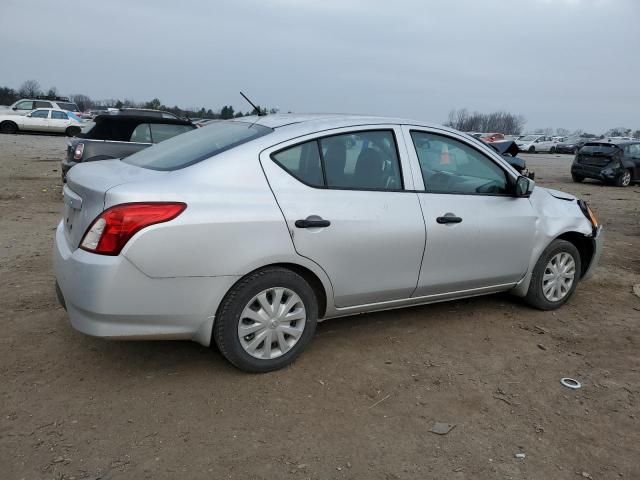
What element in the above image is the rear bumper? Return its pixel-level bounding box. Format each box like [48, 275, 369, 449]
[53, 222, 239, 346]
[571, 163, 622, 182]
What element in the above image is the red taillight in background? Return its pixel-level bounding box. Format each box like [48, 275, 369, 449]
[80, 202, 186, 256]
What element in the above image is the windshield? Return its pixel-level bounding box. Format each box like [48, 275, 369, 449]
[519, 135, 538, 142]
[123, 121, 273, 171]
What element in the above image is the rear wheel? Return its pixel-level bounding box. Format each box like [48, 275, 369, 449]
[0, 121, 18, 134]
[65, 126, 80, 137]
[615, 169, 632, 187]
[524, 240, 581, 310]
[528, 146, 535, 153]
[571, 173, 584, 183]
[213, 267, 318, 372]
[550, 146, 556, 154]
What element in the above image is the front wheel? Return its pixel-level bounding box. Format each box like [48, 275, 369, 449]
[528, 146, 535, 153]
[213, 267, 318, 372]
[615, 169, 632, 187]
[550, 146, 556, 154]
[0, 121, 18, 134]
[571, 173, 584, 183]
[524, 240, 581, 310]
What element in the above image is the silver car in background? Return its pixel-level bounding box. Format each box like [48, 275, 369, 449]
[54, 114, 603, 372]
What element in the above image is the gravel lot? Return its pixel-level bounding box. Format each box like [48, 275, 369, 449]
[1, 133, 639, 480]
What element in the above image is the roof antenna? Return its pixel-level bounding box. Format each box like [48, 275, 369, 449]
[240, 91, 265, 116]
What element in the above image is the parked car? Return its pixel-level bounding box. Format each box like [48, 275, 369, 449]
[517, 135, 558, 153]
[555, 137, 589, 154]
[54, 114, 603, 372]
[571, 141, 640, 187]
[485, 140, 534, 179]
[116, 108, 182, 119]
[0, 108, 83, 135]
[479, 132, 505, 143]
[0, 97, 81, 116]
[62, 112, 195, 181]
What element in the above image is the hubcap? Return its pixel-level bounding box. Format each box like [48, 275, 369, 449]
[542, 252, 576, 302]
[622, 171, 631, 186]
[238, 287, 306, 360]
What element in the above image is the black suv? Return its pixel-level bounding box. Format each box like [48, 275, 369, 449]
[571, 141, 640, 187]
[62, 111, 195, 181]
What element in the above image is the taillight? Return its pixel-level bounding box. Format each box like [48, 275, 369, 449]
[80, 202, 186, 255]
[73, 143, 84, 160]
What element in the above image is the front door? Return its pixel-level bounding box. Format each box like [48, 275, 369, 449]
[261, 127, 425, 307]
[402, 127, 538, 296]
[22, 109, 50, 131]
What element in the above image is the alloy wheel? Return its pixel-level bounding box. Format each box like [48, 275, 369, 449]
[237, 287, 306, 359]
[621, 171, 631, 186]
[542, 252, 576, 302]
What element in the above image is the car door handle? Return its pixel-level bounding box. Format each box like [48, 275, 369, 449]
[295, 217, 331, 228]
[436, 214, 462, 224]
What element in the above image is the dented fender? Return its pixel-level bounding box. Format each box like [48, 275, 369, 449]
[510, 186, 602, 297]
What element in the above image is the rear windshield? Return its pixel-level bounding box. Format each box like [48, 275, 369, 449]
[581, 143, 619, 155]
[57, 102, 79, 111]
[123, 121, 273, 171]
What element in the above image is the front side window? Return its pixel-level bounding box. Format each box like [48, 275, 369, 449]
[30, 110, 50, 119]
[411, 131, 509, 195]
[272, 130, 403, 191]
[149, 123, 194, 143]
[15, 101, 34, 110]
[51, 110, 68, 120]
[130, 123, 152, 143]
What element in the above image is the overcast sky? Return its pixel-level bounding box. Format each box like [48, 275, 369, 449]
[1, 0, 638, 132]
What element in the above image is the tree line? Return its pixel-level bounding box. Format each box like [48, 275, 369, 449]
[0, 80, 278, 120]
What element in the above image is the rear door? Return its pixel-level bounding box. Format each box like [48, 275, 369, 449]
[402, 126, 537, 296]
[260, 126, 426, 307]
[49, 110, 70, 132]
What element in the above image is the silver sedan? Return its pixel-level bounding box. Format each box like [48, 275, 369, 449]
[54, 114, 603, 372]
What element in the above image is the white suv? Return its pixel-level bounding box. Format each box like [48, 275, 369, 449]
[1, 98, 81, 116]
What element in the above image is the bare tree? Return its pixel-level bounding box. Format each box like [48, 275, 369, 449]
[71, 94, 93, 111]
[445, 109, 525, 134]
[18, 79, 41, 98]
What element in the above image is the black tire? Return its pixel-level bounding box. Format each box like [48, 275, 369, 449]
[571, 173, 584, 183]
[550, 146, 556, 154]
[213, 267, 318, 372]
[65, 126, 80, 137]
[615, 169, 632, 187]
[0, 121, 18, 134]
[528, 146, 535, 153]
[524, 239, 581, 311]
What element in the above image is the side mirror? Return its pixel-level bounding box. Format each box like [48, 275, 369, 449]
[515, 176, 534, 197]
[12, 106, 17, 111]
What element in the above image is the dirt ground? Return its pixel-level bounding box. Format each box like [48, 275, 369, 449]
[1, 133, 638, 480]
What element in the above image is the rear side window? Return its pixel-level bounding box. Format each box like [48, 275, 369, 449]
[51, 110, 68, 120]
[272, 130, 403, 191]
[130, 124, 151, 143]
[272, 141, 324, 187]
[123, 121, 272, 171]
[149, 123, 194, 143]
[35, 101, 53, 108]
[57, 102, 79, 111]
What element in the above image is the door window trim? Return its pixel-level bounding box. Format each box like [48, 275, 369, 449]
[408, 128, 518, 197]
[270, 128, 406, 192]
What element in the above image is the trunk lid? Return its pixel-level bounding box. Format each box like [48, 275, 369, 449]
[62, 160, 167, 248]
[577, 143, 619, 166]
